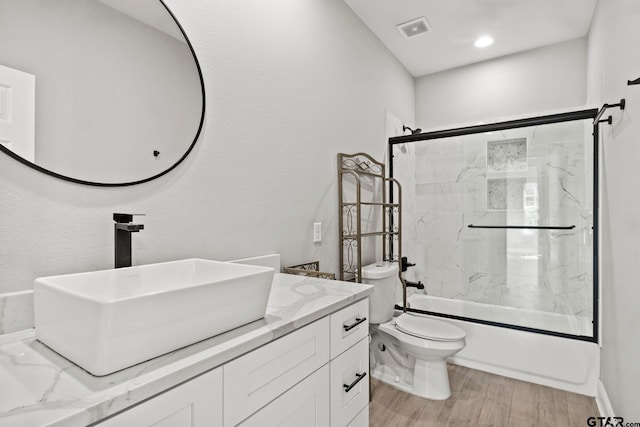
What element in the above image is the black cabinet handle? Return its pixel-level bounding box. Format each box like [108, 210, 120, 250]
[343, 372, 367, 393]
[343, 317, 367, 332]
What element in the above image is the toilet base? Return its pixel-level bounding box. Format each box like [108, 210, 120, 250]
[412, 359, 451, 400]
[372, 321, 465, 401]
[370, 358, 453, 401]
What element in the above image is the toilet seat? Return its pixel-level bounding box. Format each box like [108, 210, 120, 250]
[394, 313, 466, 342]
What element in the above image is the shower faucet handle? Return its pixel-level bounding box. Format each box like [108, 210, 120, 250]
[401, 256, 415, 272]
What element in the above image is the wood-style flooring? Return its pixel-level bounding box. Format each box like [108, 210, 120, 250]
[369, 364, 599, 427]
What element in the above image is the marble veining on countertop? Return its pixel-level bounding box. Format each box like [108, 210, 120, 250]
[0, 274, 373, 427]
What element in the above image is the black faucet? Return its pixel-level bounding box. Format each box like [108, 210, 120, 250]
[401, 256, 416, 272]
[113, 213, 145, 269]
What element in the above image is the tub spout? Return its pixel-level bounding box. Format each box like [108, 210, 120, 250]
[405, 280, 425, 290]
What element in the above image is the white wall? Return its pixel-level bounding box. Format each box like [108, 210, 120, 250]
[415, 37, 588, 129]
[0, 0, 414, 321]
[587, 0, 640, 419]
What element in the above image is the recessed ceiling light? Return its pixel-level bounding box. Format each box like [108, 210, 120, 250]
[474, 36, 494, 48]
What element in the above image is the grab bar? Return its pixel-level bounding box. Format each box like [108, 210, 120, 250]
[468, 224, 576, 230]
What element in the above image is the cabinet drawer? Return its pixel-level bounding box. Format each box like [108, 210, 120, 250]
[238, 364, 330, 427]
[98, 367, 222, 427]
[224, 317, 330, 426]
[347, 406, 369, 427]
[330, 337, 369, 427]
[330, 298, 369, 359]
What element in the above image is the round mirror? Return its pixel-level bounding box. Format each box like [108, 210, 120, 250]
[0, 0, 204, 186]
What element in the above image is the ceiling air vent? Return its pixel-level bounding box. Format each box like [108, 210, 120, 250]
[396, 17, 431, 39]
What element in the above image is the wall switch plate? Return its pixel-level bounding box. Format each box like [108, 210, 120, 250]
[313, 222, 322, 243]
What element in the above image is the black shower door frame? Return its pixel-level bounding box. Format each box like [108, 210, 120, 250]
[388, 109, 600, 343]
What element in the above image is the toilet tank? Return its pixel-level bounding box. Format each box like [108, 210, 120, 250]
[362, 262, 398, 324]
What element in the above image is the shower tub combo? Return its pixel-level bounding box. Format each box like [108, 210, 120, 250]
[378, 109, 602, 396]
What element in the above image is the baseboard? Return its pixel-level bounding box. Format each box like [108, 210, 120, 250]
[595, 379, 615, 417]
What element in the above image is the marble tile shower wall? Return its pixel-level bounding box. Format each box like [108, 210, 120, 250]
[405, 121, 593, 319]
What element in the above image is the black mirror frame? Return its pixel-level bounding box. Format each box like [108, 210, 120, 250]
[0, 0, 205, 187]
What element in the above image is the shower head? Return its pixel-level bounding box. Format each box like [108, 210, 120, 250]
[403, 125, 422, 135]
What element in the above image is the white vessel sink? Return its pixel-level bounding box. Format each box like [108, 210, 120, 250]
[34, 259, 274, 376]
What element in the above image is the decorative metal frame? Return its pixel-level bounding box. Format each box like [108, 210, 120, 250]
[337, 153, 406, 307]
[283, 261, 336, 280]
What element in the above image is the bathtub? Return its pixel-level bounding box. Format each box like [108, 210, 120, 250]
[406, 294, 592, 336]
[403, 294, 600, 396]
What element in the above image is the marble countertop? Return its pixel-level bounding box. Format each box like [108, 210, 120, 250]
[0, 274, 373, 427]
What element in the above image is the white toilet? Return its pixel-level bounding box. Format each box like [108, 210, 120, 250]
[363, 262, 466, 400]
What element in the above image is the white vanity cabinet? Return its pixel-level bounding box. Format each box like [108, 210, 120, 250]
[223, 317, 331, 426]
[236, 298, 370, 427]
[329, 298, 370, 427]
[97, 366, 223, 427]
[97, 298, 369, 427]
[237, 364, 331, 427]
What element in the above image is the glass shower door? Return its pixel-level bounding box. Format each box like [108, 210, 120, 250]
[391, 113, 596, 339]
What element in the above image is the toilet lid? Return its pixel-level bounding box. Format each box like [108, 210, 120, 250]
[395, 313, 466, 341]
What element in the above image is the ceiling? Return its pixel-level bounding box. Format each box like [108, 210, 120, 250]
[343, 0, 598, 77]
